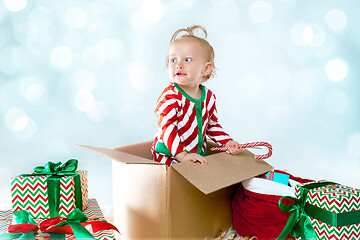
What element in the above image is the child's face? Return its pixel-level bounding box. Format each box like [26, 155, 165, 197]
[168, 39, 212, 88]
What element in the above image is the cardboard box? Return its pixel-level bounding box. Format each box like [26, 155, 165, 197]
[78, 141, 272, 239]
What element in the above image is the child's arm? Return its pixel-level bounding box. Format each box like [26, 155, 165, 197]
[175, 151, 207, 165]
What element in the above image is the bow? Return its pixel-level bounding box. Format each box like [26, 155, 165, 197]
[33, 159, 78, 175]
[41, 209, 119, 239]
[1, 209, 119, 239]
[276, 194, 317, 240]
[0, 210, 38, 239]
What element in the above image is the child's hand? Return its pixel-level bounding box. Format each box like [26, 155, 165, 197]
[175, 151, 207, 165]
[225, 140, 243, 155]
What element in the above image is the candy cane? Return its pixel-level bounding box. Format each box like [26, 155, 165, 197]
[211, 142, 273, 160]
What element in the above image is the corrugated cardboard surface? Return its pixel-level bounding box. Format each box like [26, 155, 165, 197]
[172, 150, 272, 194]
[112, 161, 167, 239]
[167, 167, 235, 239]
[77, 144, 157, 164]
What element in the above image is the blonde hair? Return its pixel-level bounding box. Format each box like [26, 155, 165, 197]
[169, 25, 215, 81]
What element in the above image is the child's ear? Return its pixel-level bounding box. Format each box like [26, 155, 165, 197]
[202, 62, 213, 76]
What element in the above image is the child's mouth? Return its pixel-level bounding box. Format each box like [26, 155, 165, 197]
[176, 72, 185, 76]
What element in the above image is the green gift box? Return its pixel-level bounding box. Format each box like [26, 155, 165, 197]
[278, 181, 360, 239]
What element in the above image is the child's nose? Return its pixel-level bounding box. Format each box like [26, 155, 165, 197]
[176, 65, 183, 70]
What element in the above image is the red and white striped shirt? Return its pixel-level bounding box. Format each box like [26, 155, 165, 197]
[151, 82, 232, 166]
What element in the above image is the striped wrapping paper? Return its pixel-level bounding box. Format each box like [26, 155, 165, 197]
[11, 170, 89, 219]
[295, 181, 360, 239]
[0, 198, 115, 240]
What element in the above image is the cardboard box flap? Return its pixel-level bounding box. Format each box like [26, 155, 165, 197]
[172, 150, 273, 195]
[76, 144, 160, 165]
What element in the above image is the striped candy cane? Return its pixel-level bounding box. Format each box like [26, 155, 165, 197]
[211, 142, 273, 160]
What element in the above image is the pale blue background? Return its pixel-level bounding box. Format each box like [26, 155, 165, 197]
[1, 0, 360, 217]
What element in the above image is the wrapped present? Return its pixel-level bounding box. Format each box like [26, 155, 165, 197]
[260, 170, 290, 186]
[11, 159, 89, 218]
[0, 199, 117, 240]
[278, 181, 360, 239]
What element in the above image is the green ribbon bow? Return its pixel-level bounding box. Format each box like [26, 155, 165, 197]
[277, 194, 317, 240]
[22, 159, 83, 218]
[33, 159, 78, 174]
[0, 210, 38, 239]
[277, 181, 360, 240]
[43, 208, 95, 239]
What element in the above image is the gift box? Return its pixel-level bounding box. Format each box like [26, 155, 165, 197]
[11, 159, 89, 219]
[261, 170, 290, 186]
[279, 181, 360, 239]
[0, 199, 116, 240]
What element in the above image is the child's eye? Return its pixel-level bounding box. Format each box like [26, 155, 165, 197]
[170, 58, 177, 63]
[185, 58, 192, 62]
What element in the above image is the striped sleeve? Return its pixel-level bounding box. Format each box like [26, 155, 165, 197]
[206, 93, 232, 146]
[155, 90, 185, 157]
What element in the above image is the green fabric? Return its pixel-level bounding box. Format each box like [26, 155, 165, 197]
[155, 141, 172, 156]
[21, 159, 82, 218]
[49, 208, 94, 239]
[173, 82, 207, 157]
[277, 195, 317, 239]
[0, 210, 37, 239]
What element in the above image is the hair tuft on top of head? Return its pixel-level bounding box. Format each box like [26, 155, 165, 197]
[170, 25, 208, 44]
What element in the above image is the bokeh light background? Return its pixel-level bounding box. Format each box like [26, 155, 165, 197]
[1, 0, 360, 217]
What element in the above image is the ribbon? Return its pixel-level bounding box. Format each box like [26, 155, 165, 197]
[41, 208, 120, 239]
[0, 210, 38, 239]
[1, 209, 120, 239]
[21, 159, 83, 218]
[277, 195, 317, 239]
[277, 181, 360, 239]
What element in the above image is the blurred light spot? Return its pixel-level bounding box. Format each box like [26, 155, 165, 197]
[310, 25, 326, 47]
[325, 58, 348, 82]
[50, 46, 72, 69]
[4, 0, 27, 12]
[65, 7, 87, 29]
[212, 0, 239, 23]
[129, 61, 152, 94]
[249, 1, 273, 23]
[325, 9, 347, 32]
[25, 84, 48, 105]
[5, 109, 28, 131]
[324, 91, 348, 115]
[73, 70, 97, 90]
[86, 101, 108, 122]
[348, 134, 360, 159]
[74, 89, 96, 112]
[291, 23, 315, 46]
[140, 0, 164, 22]
[29, 7, 53, 30]
[62, 31, 82, 50]
[17, 118, 37, 140]
[302, 25, 314, 44]
[82, 46, 105, 69]
[98, 38, 125, 63]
